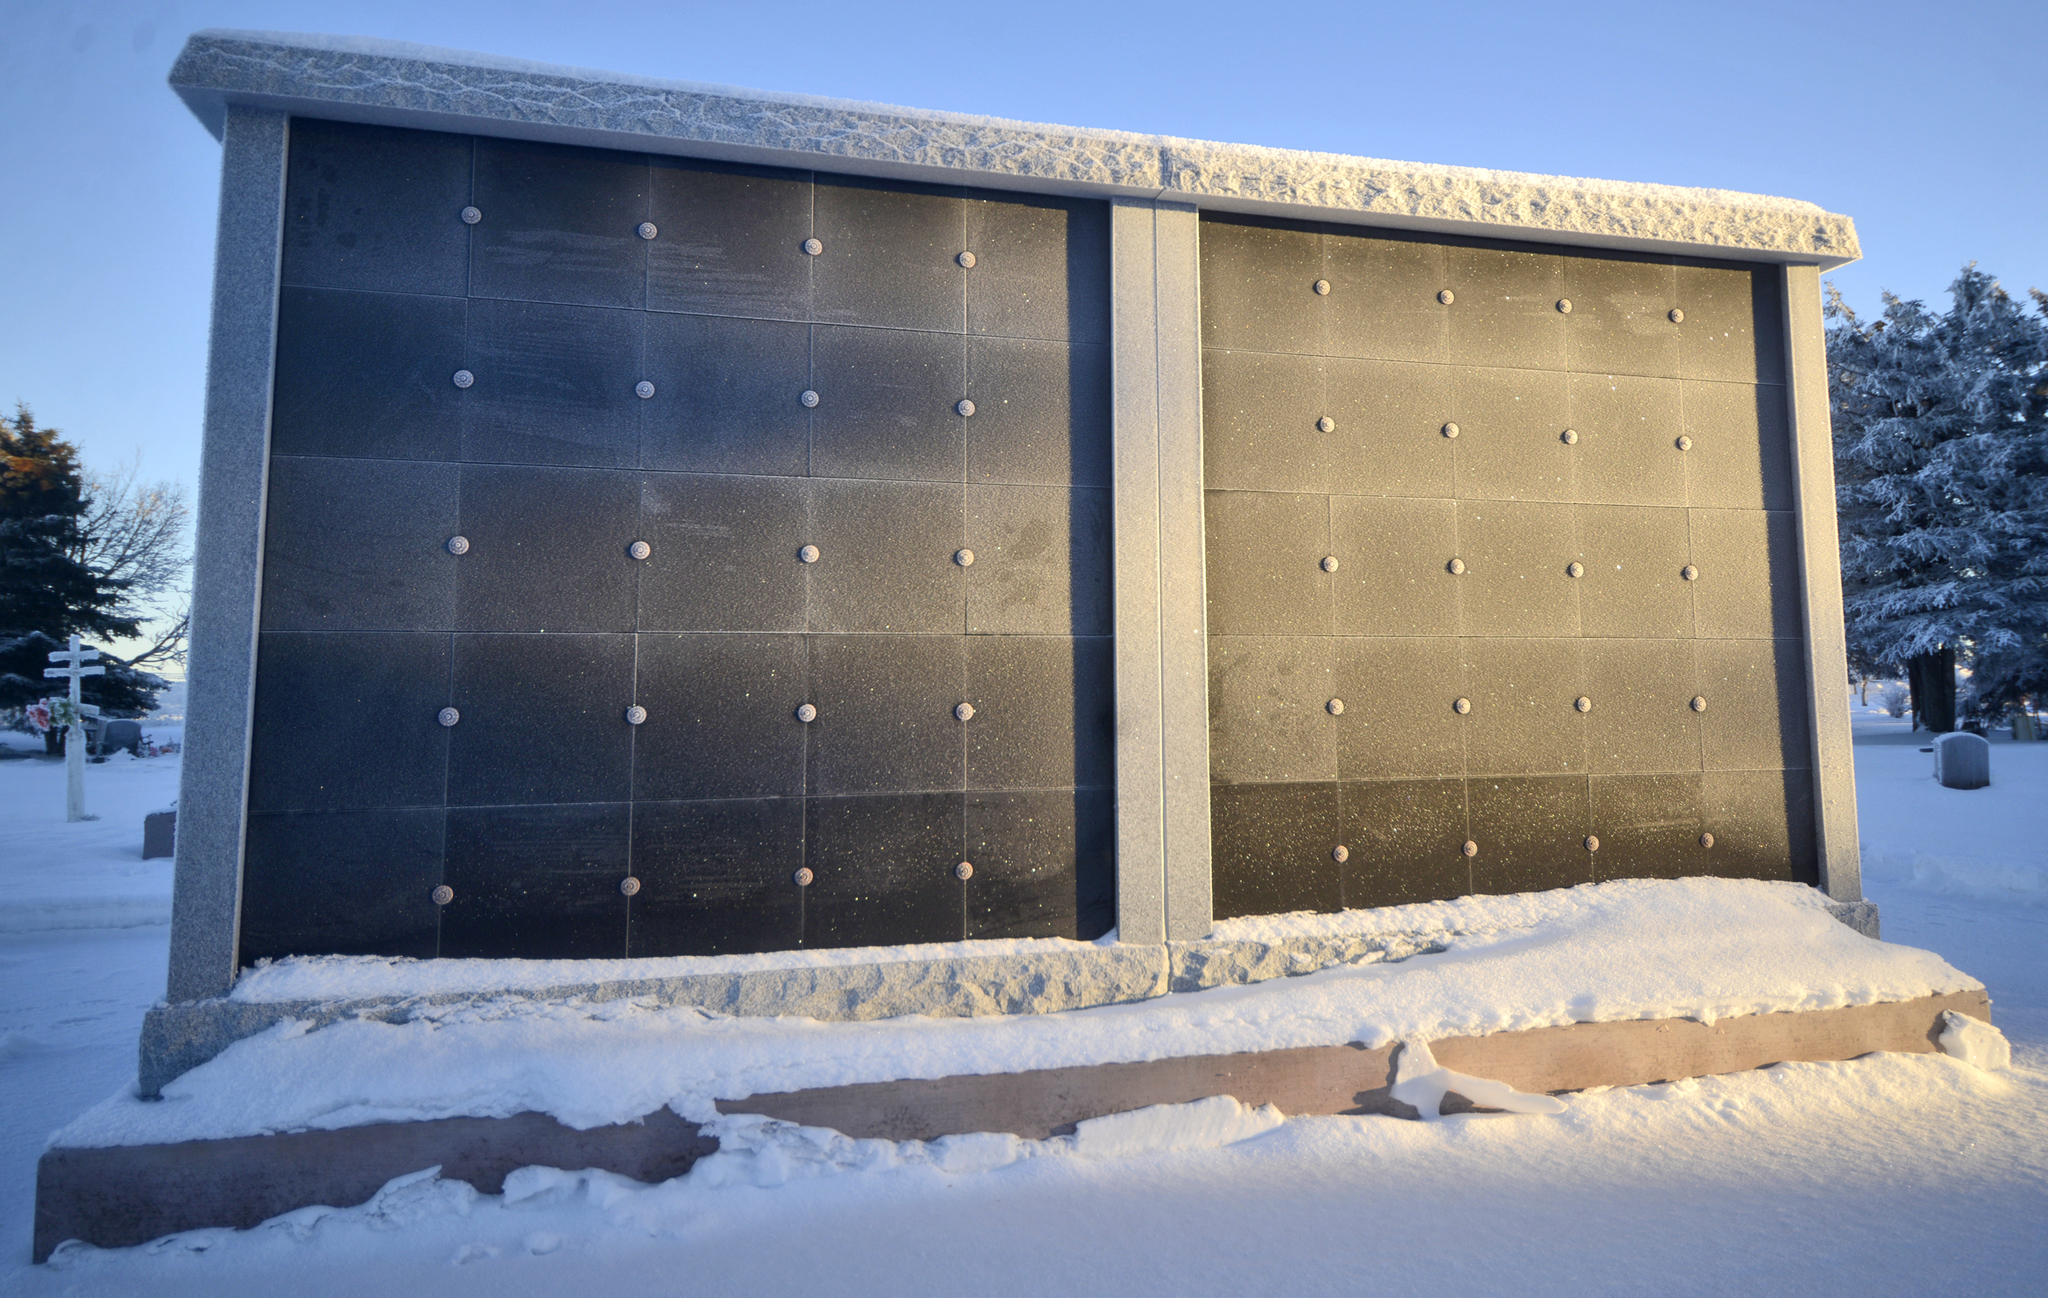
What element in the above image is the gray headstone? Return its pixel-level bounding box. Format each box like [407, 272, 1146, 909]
[101, 719, 144, 755]
[1933, 732, 1991, 789]
[144, 809, 177, 860]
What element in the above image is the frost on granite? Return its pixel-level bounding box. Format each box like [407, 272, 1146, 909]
[60, 878, 1974, 1150]
[230, 934, 1125, 1005]
[168, 30, 1858, 263]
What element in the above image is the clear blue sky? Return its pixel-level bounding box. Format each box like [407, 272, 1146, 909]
[4, 0, 2043, 533]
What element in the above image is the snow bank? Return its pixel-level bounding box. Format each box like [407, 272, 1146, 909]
[53, 877, 1974, 1151]
[1938, 1010, 2012, 1073]
[1391, 1038, 1567, 1120]
[1070, 1096, 1287, 1158]
[36, 1053, 2041, 1297]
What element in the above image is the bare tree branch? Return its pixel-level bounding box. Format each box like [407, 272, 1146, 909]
[76, 456, 191, 607]
[105, 601, 189, 671]
[72, 455, 193, 669]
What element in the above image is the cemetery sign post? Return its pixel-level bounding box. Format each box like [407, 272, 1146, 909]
[44, 633, 104, 823]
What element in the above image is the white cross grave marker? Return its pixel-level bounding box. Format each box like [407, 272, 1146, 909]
[45, 633, 104, 823]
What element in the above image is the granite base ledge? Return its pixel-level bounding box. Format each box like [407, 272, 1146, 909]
[139, 944, 1171, 1098]
[136, 901, 1882, 1096]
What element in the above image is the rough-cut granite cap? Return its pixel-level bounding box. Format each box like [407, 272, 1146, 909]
[169, 29, 1858, 268]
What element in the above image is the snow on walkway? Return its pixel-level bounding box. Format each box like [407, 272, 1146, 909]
[0, 700, 2043, 1295]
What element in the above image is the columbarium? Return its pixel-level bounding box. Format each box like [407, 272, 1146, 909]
[158, 35, 1863, 990]
[38, 29, 1979, 1261]
[154, 27, 1869, 1057]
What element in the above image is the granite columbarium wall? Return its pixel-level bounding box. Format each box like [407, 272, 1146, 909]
[144, 30, 1866, 1085]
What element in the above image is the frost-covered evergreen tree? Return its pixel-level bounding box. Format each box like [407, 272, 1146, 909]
[1827, 267, 2048, 728]
[0, 405, 164, 748]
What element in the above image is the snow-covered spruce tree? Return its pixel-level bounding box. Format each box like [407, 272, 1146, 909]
[0, 404, 163, 751]
[1827, 268, 2048, 729]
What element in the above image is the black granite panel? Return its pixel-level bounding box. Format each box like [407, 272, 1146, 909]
[638, 473, 807, 633]
[1206, 637, 1338, 784]
[241, 808, 445, 961]
[633, 634, 806, 800]
[1589, 774, 1705, 881]
[282, 119, 472, 297]
[1583, 639, 1702, 775]
[1697, 639, 1812, 772]
[965, 788, 1116, 940]
[440, 803, 631, 959]
[1200, 350, 1330, 495]
[804, 792, 965, 947]
[447, 633, 635, 805]
[966, 636, 1113, 790]
[1455, 501, 1579, 638]
[271, 287, 465, 461]
[646, 157, 812, 320]
[1445, 245, 1565, 371]
[1562, 254, 1680, 379]
[806, 635, 966, 795]
[628, 798, 805, 956]
[1324, 231, 1449, 365]
[1449, 367, 1573, 503]
[964, 485, 1111, 636]
[248, 632, 450, 814]
[262, 457, 457, 632]
[812, 179, 965, 332]
[1196, 218, 1802, 916]
[805, 479, 964, 634]
[1678, 262, 1785, 386]
[809, 325, 966, 482]
[471, 138, 649, 308]
[965, 195, 1111, 344]
[455, 465, 639, 633]
[1204, 491, 1332, 637]
[1570, 373, 1685, 507]
[966, 338, 1111, 487]
[1466, 776, 1593, 896]
[1339, 778, 1471, 908]
[1330, 496, 1460, 637]
[1325, 358, 1454, 498]
[1689, 509, 1803, 639]
[462, 298, 643, 468]
[1332, 638, 1465, 780]
[1211, 782, 1341, 920]
[1198, 218, 1325, 355]
[1682, 380, 1795, 512]
[1461, 638, 1587, 777]
[640, 314, 810, 477]
[1700, 769, 1818, 883]
[1575, 504, 1694, 640]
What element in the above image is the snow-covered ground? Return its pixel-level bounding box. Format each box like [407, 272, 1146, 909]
[0, 732, 181, 934]
[0, 698, 2042, 1294]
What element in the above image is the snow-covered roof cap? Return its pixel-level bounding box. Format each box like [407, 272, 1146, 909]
[169, 30, 1858, 269]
